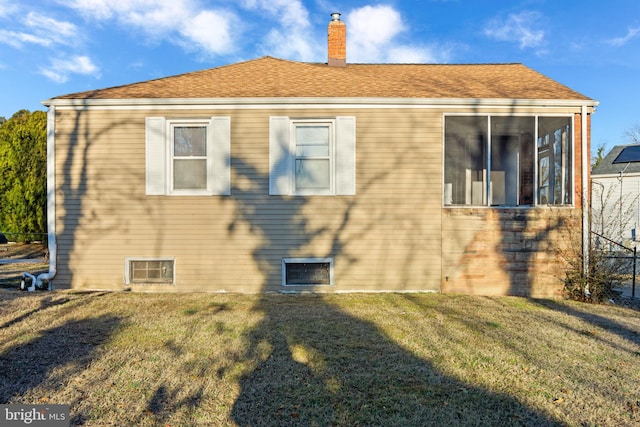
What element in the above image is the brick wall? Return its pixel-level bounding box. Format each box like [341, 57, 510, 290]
[573, 112, 592, 208]
[442, 208, 582, 298]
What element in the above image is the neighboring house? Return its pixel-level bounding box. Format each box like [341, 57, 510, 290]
[40, 14, 598, 297]
[591, 144, 640, 245]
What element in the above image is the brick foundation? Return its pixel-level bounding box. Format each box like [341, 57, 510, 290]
[442, 208, 581, 298]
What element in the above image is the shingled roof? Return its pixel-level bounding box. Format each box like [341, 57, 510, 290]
[592, 144, 640, 176]
[50, 56, 593, 102]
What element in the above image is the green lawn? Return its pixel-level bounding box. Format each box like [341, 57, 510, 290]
[1, 291, 639, 426]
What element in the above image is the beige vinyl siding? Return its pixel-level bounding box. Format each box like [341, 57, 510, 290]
[53, 105, 586, 295]
[55, 108, 580, 296]
[53, 107, 443, 292]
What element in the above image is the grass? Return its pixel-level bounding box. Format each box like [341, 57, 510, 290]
[0, 291, 639, 426]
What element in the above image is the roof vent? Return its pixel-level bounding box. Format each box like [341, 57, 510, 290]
[328, 12, 346, 67]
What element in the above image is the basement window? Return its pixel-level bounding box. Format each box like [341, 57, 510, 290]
[125, 258, 175, 285]
[282, 258, 334, 286]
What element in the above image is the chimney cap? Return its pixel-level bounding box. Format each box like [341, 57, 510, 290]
[330, 12, 341, 21]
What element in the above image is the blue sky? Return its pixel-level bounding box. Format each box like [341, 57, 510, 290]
[1, 0, 639, 154]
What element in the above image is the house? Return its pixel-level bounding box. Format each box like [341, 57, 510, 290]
[39, 13, 598, 297]
[591, 144, 640, 245]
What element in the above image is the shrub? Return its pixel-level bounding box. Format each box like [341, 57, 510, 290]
[0, 110, 47, 242]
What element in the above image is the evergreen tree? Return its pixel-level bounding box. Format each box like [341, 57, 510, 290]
[0, 109, 47, 242]
[591, 144, 606, 170]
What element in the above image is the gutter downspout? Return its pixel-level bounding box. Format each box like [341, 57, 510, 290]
[24, 106, 57, 290]
[582, 105, 589, 295]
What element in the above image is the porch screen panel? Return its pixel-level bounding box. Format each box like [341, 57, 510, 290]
[444, 116, 487, 205]
[537, 117, 572, 205]
[490, 117, 534, 206]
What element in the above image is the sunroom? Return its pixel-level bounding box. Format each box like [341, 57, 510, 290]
[444, 115, 572, 207]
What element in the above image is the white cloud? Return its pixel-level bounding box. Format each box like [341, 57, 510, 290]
[263, 28, 317, 61]
[607, 27, 640, 46]
[0, 0, 20, 18]
[62, 0, 117, 20]
[39, 55, 100, 83]
[386, 45, 449, 64]
[62, 0, 447, 64]
[348, 5, 405, 52]
[345, 5, 448, 63]
[0, 30, 52, 48]
[24, 12, 80, 47]
[178, 10, 236, 56]
[241, 0, 319, 61]
[0, 12, 79, 49]
[63, 0, 238, 56]
[119, 2, 191, 37]
[484, 11, 545, 49]
[25, 12, 77, 38]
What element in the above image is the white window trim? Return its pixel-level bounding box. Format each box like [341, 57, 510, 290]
[145, 116, 230, 196]
[442, 113, 575, 208]
[269, 116, 356, 196]
[282, 257, 335, 286]
[124, 257, 176, 285]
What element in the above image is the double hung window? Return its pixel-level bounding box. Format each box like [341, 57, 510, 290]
[294, 123, 332, 193]
[269, 116, 356, 196]
[172, 124, 208, 191]
[145, 116, 231, 196]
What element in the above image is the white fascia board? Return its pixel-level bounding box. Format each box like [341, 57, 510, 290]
[42, 96, 599, 111]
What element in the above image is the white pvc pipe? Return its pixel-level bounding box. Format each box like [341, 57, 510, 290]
[582, 105, 589, 293]
[36, 232, 56, 290]
[21, 272, 37, 292]
[24, 106, 57, 290]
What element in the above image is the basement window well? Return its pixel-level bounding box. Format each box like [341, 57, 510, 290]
[125, 258, 175, 285]
[282, 258, 334, 286]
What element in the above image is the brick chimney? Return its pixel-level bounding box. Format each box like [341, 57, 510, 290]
[328, 12, 346, 67]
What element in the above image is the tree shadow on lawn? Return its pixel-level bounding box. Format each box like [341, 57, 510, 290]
[231, 295, 561, 426]
[532, 299, 640, 350]
[0, 294, 72, 330]
[225, 150, 561, 426]
[0, 313, 121, 408]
